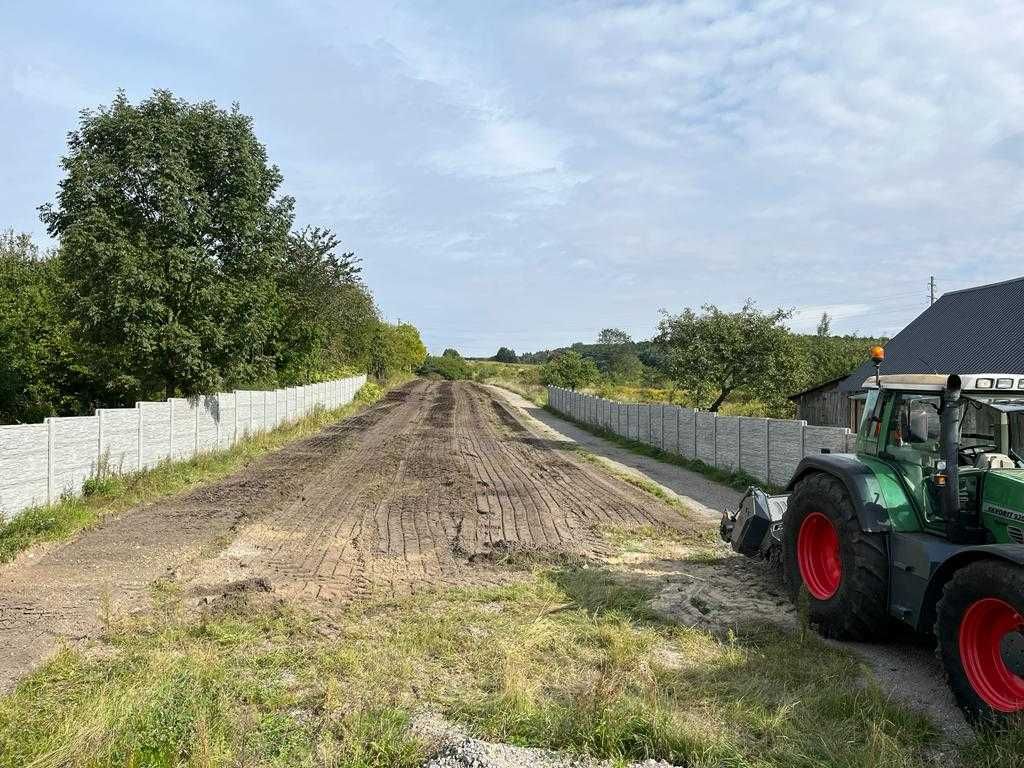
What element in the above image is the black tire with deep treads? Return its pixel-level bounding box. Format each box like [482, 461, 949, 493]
[783, 472, 890, 640]
[936, 559, 1024, 726]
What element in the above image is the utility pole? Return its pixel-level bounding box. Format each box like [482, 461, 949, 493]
[929, 275, 936, 305]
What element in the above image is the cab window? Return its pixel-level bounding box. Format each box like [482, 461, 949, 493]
[883, 393, 942, 517]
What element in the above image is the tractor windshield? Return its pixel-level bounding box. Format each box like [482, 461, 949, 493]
[959, 395, 1024, 466]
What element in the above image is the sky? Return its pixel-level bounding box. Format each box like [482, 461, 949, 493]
[3, 1, 1024, 356]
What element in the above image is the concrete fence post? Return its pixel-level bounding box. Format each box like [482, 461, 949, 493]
[138, 403, 145, 471]
[46, 418, 54, 504]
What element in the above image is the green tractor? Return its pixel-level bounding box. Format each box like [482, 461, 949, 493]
[721, 357, 1024, 725]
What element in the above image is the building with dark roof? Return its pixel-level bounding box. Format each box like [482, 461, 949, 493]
[790, 276, 1024, 430]
[839, 275, 1024, 393]
[789, 375, 861, 430]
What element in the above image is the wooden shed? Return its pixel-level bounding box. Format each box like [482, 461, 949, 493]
[789, 375, 863, 431]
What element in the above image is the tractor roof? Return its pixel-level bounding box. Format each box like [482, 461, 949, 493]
[863, 373, 1024, 393]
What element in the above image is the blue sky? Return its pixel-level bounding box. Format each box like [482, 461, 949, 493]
[3, 1, 1024, 355]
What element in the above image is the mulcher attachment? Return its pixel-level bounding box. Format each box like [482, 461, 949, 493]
[720, 486, 788, 559]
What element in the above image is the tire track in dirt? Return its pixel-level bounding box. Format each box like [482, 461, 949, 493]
[0, 380, 694, 691]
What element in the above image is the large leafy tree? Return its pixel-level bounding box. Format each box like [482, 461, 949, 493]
[40, 90, 294, 401]
[657, 301, 797, 412]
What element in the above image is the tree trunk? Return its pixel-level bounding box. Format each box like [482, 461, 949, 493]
[709, 388, 731, 412]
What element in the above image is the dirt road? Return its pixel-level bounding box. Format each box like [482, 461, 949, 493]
[0, 380, 691, 691]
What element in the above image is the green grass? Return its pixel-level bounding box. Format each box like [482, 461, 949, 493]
[0, 382, 388, 564]
[547, 405, 784, 494]
[7, 561, 1016, 767]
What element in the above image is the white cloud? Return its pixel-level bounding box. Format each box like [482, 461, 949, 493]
[7, 64, 101, 110]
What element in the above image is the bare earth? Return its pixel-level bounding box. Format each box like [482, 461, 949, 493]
[0, 380, 691, 692]
[0, 379, 966, 743]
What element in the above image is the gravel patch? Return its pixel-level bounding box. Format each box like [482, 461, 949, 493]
[413, 713, 676, 768]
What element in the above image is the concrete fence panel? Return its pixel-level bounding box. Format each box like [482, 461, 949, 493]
[236, 391, 253, 437]
[49, 416, 99, 499]
[664, 406, 680, 455]
[739, 418, 770, 483]
[216, 393, 237, 450]
[287, 388, 298, 422]
[0, 424, 48, 518]
[197, 396, 220, 454]
[97, 407, 141, 475]
[804, 426, 850, 458]
[274, 389, 288, 429]
[679, 408, 697, 459]
[696, 411, 717, 465]
[768, 419, 806, 487]
[254, 391, 270, 433]
[846, 432, 858, 453]
[716, 415, 741, 471]
[638, 404, 651, 445]
[169, 398, 198, 460]
[650, 404, 664, 450]
[139, 401, 172, 469]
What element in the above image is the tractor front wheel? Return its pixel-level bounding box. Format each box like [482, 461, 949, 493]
[783, 472, 890, 640]
[936, 560, 1024, 725]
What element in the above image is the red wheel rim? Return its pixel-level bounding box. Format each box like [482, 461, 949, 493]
[797, 512, 842, 600]
[959, 598, 1024, 713]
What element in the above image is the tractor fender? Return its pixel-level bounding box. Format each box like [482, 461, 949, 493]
[786, 455, 892, 533]
[917, 543, 1024, 634]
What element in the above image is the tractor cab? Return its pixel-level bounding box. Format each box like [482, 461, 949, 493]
[856, 373, 1024, 545]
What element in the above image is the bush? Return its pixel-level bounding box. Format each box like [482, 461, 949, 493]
[540, 351, 599, 390]
[355, 381, 384, 404]
[417, 355, 470, 381]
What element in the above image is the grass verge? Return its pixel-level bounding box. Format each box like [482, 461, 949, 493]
[0, 381, 390, 564]
[4, 561, 1019, 767]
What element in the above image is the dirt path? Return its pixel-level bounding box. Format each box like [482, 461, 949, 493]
[0, 380, 692, 692]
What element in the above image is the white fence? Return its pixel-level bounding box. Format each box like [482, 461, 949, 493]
[0, 374, 367, 519]
[547, 386, 856, 488]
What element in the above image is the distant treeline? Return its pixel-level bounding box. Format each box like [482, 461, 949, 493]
[1, 90, 426, 425]
[514, 311, 886, 417]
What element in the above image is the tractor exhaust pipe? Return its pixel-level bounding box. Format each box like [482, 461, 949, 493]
[941, 375, 986, 544]
[940, 374, 961, 530]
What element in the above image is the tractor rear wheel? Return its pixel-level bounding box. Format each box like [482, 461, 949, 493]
[936, 560, 1024, 725]
[783, 472, 890, 640]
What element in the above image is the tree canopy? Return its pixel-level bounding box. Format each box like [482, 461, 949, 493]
[597, 328, 632, 346]
[40, 90, 295, 400]
[540, 351, 599, 390]
[657, 301, 797, 412]
[492, 347, 518, 363]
